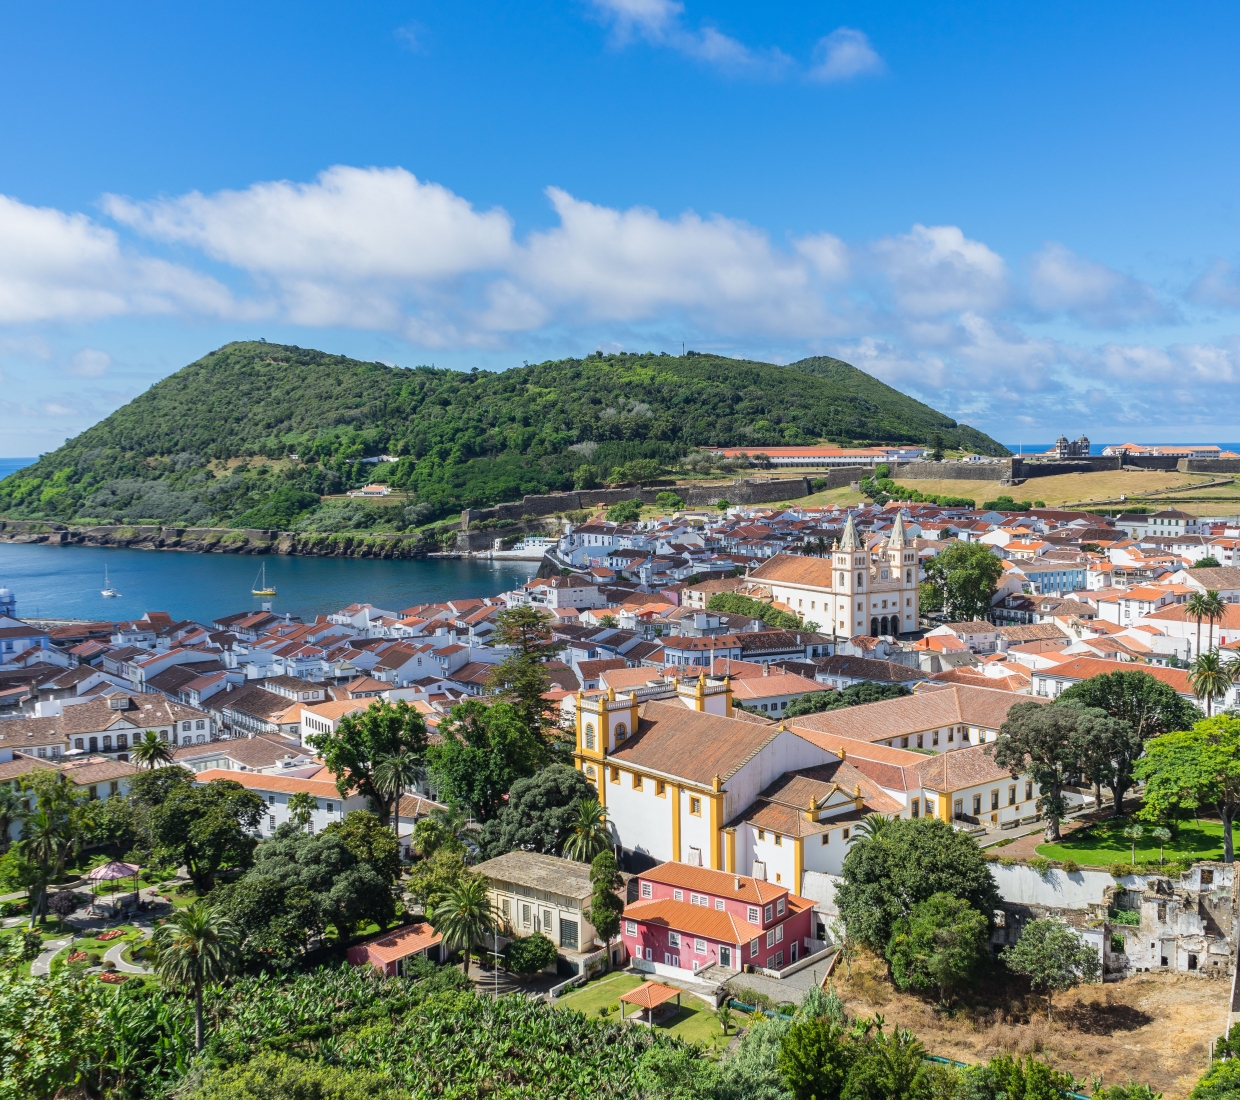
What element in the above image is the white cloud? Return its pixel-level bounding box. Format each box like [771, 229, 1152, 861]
[794, 233, 850, 281]
[1188, 259, 1240, 310]
[1028, 242, 1170, 327]
[0, 194, 233, 324]
[66, 348, 112, 378]
[871, 224, 1008, 316]
[808, 28, 884, 82]
[518, 187, 840, 335]
[587, 0, 792, 75]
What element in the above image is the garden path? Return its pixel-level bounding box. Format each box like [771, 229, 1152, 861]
[30, 936, 73, 977]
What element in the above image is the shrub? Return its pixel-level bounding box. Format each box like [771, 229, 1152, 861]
[729, 985, 776, 1012]
[1060, 859, 1080, 873]
[1110, 862, 1134, 879]
[1027, 856, 1053, 876]
[504, 932, 558, 974]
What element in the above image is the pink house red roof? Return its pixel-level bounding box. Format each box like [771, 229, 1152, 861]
[352, 922, 441, 963]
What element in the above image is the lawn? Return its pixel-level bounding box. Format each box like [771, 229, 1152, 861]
[1036, 819, 1225, 868]
[553, 971, 731, 1053]
[47, 924, 149, 975]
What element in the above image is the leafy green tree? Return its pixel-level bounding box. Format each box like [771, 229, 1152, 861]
[207, 873, 315, 968]
[503, 931, 557, 974]
[716, 1014, 792, 1100]
[323, 809, 403, 886]
[18, 772, 85, 925]
[130, 730, 175, 770]
[921, 541, 1005, 622]
[707, 592, 803, 629]
[152, 902, 239, 1051]
[841, 1027, 931, 1100]
[887, 893, 989, 1005]
[1136, 716, 1240, 863]
[285, 791, 317, 831]
[778, 1015, 852, 1100]
[307, 699, 428, 827]
[405, 847, 475, 910]
[785, 691, 838, 717]
[1192, 557, 1222, 570]
[478, 764, 597, 859]
[1058, 670, 1201, 813]
[1001, 918, 1100, 1020]
[561, 797, 612, 862]
[372, 749, 423, 837]
[588, 850, 625, 970]
[990, 701, 1097, 841]
[1191, 1058, 1240, 1100]
[605, 498, 644, 522]
[186, 1052, 408, 1100]
[127, 764, 196, 808]
[427, 874, 494, 977]
[428, 699, 546, 821]
[655, 491, 685, 511]
[149, 778, 266, 893]
[486, 605, 559, 741]
[835, 817, 1000, 956]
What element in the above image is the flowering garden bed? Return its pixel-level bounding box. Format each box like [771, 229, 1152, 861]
[98, 972, 128, 984]
[66, 951, 88, 964]
[97, 930, 126, 941]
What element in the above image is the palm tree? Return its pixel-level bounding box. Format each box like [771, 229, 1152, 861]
[1202, 590, 1228, 653]
[854, 813, 895, 842]
[1185, 592, 1210, 661]
[20, 808, 77, 926]
[286, 791, 317, 832]
[0, 784, 28, 853]
[715, 1002, 735, 1035]
[130, 730, 174, 769]
[152, 902, 239, 1052]
[561, 798, 612, 862]
[372, 749, 424, 839]
[1151, 826, 1172, 864]
[427, 875, 493, 978]
[1123, 823, 1144, 864]
[1189, 650, 1234, 716]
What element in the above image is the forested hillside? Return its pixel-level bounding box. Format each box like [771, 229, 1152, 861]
[0, 342, 1006, 529]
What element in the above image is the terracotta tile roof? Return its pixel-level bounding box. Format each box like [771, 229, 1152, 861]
[997, 623, 1070, 643]
[1033, 657, 1193, 695]
[623, 897, 755, 943]
[619, 980, 683, 1010]
[608, 701, 787, 786]
[729, 671, 822, 701]
[474, 850, 595, 898]
[352, 921, 441, 963]
[789, 684, 1038, 744]
[598, 667, 666, 692]
[746, 554, 837, 587]
[194, 768, 350, 798]
[747, 760, 904, 822]
[639, 861, 790, 905]
[1144, 603, 1240, 629]
[912, 744, 1015, 792]
[577, 658, 629, 681]
[59, 758, 139, 784]
[300, 699, 372, 721]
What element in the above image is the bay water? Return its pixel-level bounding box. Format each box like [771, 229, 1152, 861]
[0, 542, 535, 624]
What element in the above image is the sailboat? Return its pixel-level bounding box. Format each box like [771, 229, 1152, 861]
[251, 562, 277, 597]
[101, 565, 119, 598]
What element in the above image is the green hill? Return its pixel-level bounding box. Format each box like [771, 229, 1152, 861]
[0, 342, 1007, 530]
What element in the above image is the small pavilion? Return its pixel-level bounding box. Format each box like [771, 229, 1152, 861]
[618, 980, 682, 1026]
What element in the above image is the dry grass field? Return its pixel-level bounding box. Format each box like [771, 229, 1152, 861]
[892, 469, 1219, 508]
[832, 949, 1226, 1098]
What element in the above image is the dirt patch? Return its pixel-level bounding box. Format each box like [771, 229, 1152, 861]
[831, 950, 1225, 1098]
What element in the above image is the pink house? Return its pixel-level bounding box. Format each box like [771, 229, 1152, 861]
[621, 862, 815, 977]
[346, 921, 443, 977]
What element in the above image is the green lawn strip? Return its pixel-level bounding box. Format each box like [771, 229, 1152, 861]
[553, 971, 644, 1016]
[48, 925, 146, 974]
[1035, 820, 1223, 867]
[553, 971, 728, 1053]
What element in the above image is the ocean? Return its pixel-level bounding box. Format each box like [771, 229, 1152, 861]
[0, 542, 535, 624]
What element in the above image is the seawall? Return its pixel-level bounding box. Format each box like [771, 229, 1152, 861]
[0, 520, 435, 559]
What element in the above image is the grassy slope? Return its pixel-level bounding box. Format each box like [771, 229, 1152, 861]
[889, 469, 1214, 508]
[0, 342, 1007, 525]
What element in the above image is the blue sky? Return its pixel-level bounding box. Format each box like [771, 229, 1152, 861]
[2, 1, 1240, 455]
